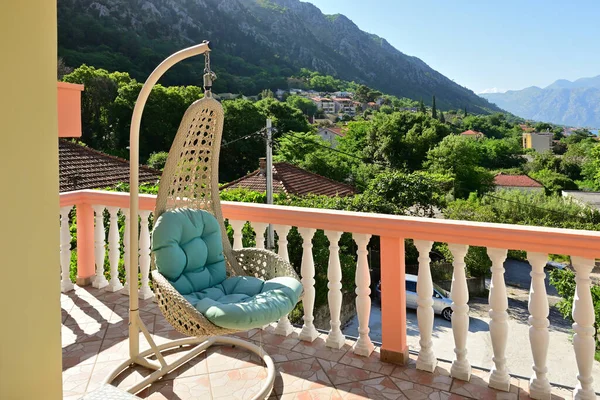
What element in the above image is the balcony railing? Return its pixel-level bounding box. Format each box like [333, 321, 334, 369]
[59, 189, 600, 399]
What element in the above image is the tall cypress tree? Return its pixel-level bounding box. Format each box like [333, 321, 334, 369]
[431, 95, 437, 119]
[418, 99, 426, 113]
[439, 111, 445, 123]
[464, 106, 468, 117]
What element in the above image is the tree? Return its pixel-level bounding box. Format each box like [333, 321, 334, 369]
[426, 135, 494, 198]
[431, 95, 437, 119]
[530, 169, 578, 195]
[439, 111, 446, 123]
[354, 84, 382, 103]
[255, 97, 310, 135]
[464, 106, 468, 117]
[286, 95, 317, 116]
[478, 138, 525, 170]
[219, 99, 267, 182]
[147, 152, 168, 170]
[363, 111, 451, 171]
[418, 99, 426, 113]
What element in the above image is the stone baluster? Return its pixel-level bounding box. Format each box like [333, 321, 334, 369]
[298, 228, 318, 342]
[571, 256, 596, 400]
[229, 220, 245, 250]
[487, 248, 510, 391]
[250, 221, 269, 249]
[273, 224, 294, 336]
[92, 205, 109, 289]
[325, 230, 345, 349]
[415, 240, 436, 372]
[121, 209, 131, 295]
[59, 206, 75, 293]
[138, 210, 153, 300]
[448, 243, 471, 381]
[106, 207, 124, 292]
[353, 233, 374, 356]
[527, 252, 552, 399]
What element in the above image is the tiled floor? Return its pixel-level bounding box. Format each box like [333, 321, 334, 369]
[62, 285, 575, 400]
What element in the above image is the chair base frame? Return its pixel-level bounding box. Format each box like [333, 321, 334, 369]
[103, 317, 275, 399]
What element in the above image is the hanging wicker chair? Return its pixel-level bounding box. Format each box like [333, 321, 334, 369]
[103, 42, 301, 399]
[151, 78, 300, 338]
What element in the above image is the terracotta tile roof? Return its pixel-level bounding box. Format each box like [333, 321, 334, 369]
[460, 129, 484, 137]
[494, 173, 543, 188]
[221, 162, 356, 197]
[59, 140, 161, 192]
[321, 127, 345, 137]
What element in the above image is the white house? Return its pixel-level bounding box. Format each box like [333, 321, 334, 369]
[317, 126, 345, 148]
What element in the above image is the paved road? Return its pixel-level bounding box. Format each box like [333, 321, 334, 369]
[343, 260, 600, 391]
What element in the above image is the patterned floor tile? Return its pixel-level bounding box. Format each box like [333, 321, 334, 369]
[449, 371, 519, 400]
[274, 387, 343, 399]
[96, 335, 151, 363]
[206, 344, 263, 373]
[88, 360, 153, 394]
[317, 358, 384, 385]
[140, 375, 212, 399]
[291, 334, 354, 362]
[62, 339, 102, 369]
[62, 321, 108, 346]
[209, 365, 268, 399]
[390, 359, 453, 392]
[338, 346, 396, 375]
[250, 327, 303, 350]
[158, 346, 209, 380]
[515, 377, 573, 400]
[252, 341, 313, 363]
[62, 363, 96, 397]
[64, 302, 115, 326]
[391, 378, 459, 400]
[336, 376, 407, 399]
[274, 357, 332, 394]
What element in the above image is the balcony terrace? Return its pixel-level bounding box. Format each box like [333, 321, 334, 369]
[59, 190, 600, 400]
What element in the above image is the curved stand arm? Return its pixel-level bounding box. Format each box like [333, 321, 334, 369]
[128, 42, 211, 358]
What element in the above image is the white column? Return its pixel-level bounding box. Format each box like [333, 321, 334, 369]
[298, 227, 318, 342]
[121, 209, 131, 295]
[571, 256, 596, 400]
[106, 207, 124, 292]
[487, 248, 510, 391]
[325, 230, 345, 349]
[92, 205, 109, 289]
[527, 252, 552, 400]
[60, 206, 74, 293]
[229, 220, 245, 250]
[274, 224, 294, 336]
[250, 221, 269, 249]
[415, 240, 436, 372]
[138, 210, 153, 300]
[448, 243, 471, 381]
[353, 233, 374, 356]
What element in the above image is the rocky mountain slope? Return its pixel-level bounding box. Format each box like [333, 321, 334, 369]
[58, 0, 500, 113]
[481, 76, 600, 127]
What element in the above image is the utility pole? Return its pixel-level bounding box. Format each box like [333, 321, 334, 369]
[266, 119, 275, 249]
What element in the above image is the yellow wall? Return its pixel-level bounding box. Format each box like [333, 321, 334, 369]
[0, 1, 62, 399]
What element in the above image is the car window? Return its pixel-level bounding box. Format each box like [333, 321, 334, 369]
[405, 281, 417, 292]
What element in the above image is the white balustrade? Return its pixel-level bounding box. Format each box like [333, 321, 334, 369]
[138, 210, 153, 300]
[325, 230, 345, 349]
[122, 209, 131, 295]
[487, 248, 510, 391]
[273, 224, 294, 336]
[60, 206, 74, 293]
[106, 207, 124, 292]
[570, 256, 596, 400]
[298, 227, 318, 342]
[229, 220, 245, 250]
[527, 252, 552, 399]
[415, 240, 436, 372]
[448, 243, 471, 381]
[353, 233, 374, 356]
[250, 221, 269, 249]
[92, 205, 109, 289]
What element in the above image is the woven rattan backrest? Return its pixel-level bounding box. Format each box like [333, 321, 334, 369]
[154, 96, 244, 276]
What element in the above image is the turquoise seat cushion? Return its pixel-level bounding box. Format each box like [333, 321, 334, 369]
[152, 208, 302, 330]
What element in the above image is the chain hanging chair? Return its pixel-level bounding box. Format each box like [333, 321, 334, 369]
[104, 42, 302, 400]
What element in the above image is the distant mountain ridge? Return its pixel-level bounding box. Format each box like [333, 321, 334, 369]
[481, 75, 600, 127]
[57, 0, 500, 114]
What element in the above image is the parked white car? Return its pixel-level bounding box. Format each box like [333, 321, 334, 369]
[376, 273, 453, 321]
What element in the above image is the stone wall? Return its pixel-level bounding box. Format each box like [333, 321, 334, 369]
[313, 291, 357, 331]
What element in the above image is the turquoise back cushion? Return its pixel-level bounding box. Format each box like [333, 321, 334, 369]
[152, 208, 226, 295]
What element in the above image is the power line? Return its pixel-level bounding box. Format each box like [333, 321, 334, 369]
[221, 128, 266, 147]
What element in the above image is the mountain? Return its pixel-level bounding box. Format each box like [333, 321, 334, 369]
[481, 76, 600, 127]
[57, 0, 500, 113]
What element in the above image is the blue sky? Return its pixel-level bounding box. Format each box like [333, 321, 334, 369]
[305, 0, 600, 94]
